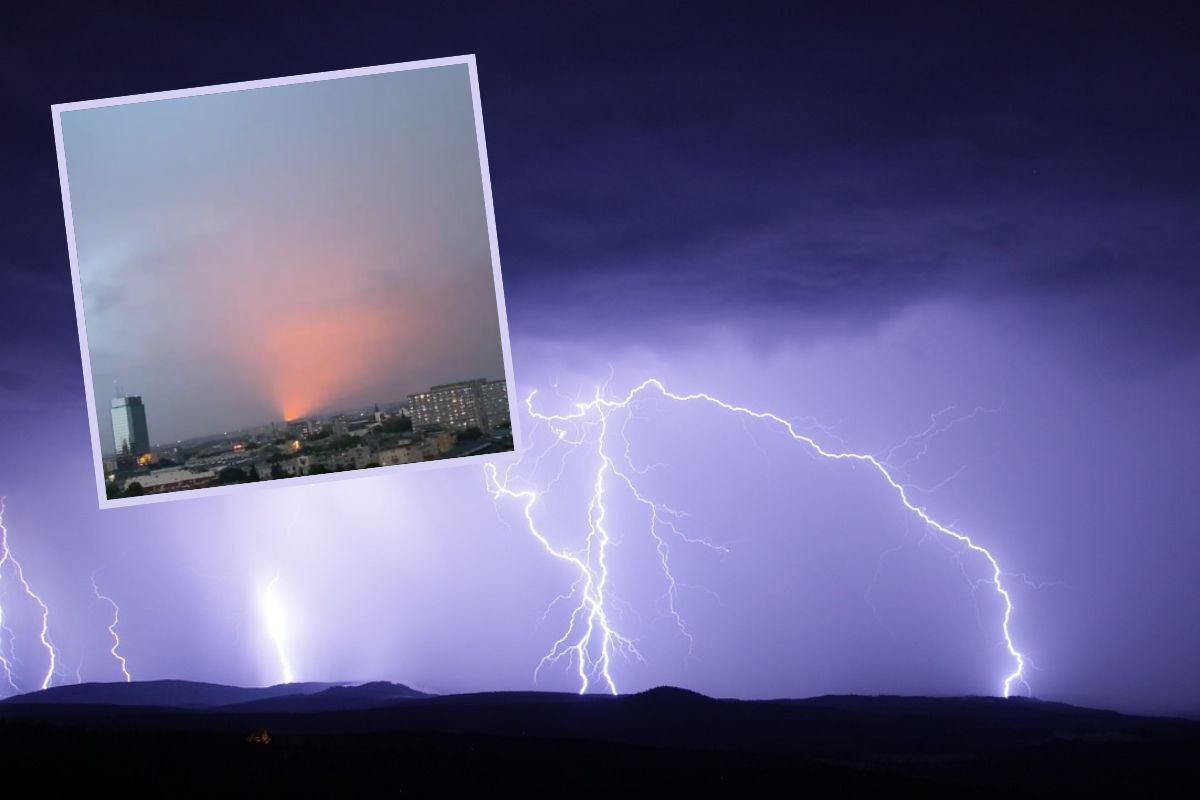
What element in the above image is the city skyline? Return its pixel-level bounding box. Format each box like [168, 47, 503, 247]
[98, 375, 513, 499]
[56, 59, 514, 458]
[99, 374, 510, 455]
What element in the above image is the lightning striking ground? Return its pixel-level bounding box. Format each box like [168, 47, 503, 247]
[0, 604, 16, 694]
[262, 572, 295, 684]
[91, 572, 132, 682]
[0, 497, 58, 693]
[486, 379, 1029, 698]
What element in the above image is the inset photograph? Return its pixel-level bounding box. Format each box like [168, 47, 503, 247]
[52, 56, 518, 508]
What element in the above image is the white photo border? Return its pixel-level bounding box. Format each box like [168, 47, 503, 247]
[50, 54, 523, 510]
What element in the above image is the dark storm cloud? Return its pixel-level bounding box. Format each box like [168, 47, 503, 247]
[5, 4, 1198, 369]
[483, 11, 1199, 348]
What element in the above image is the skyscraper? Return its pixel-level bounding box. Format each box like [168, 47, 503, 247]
[111, 395, 150, 457]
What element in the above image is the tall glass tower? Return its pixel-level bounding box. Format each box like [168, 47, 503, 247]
[111, 395, 150, 457]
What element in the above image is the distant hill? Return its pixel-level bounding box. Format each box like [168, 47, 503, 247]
[0, 679, 354, 709]
[217, 681, 430, 712]
[2, 680, 1198, 792]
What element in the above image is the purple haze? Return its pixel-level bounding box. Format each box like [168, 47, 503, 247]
[0, 6, 1197, 714]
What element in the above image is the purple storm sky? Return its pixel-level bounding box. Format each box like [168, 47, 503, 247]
[1, 5, 1197, 714]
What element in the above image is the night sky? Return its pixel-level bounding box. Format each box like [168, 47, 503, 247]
[1, 4, 1197, 714]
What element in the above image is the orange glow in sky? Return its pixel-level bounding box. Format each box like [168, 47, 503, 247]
[267, 303, 400, 422]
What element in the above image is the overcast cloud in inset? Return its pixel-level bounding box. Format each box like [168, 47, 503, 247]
[59, 63, 507, 450]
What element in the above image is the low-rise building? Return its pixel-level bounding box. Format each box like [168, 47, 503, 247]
[271, 458, 303, 477]
[125, 467, 217, 494]
[297, 444, 374, 474]
[376, 439, 423, 466]
[420, 429, 456, 459]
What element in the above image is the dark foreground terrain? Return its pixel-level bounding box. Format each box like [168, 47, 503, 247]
[3, 680, 1198, 795]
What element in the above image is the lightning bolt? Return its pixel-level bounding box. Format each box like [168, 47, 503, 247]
[91, 572, 132, 682]
[0, 496, 58, 693]
[487, 392, 652, 695]
[262, 572, 295, 684]
[486, 379, 1029, 698]
[883, 402, 1004, 473]
[0, 601, 17, 694]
